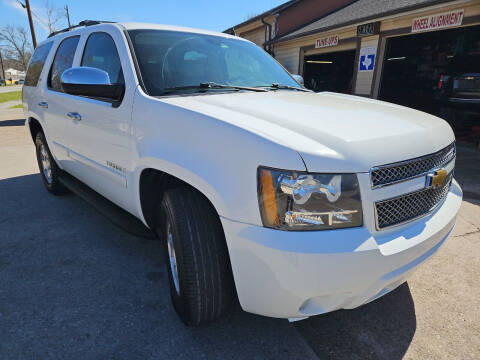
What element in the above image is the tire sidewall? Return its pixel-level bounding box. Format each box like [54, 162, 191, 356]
[159, 199, 191, 324]
[35, 132, 65, 194]
[35, 133, 54, 191]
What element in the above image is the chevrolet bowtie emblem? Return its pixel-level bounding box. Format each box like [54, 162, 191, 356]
[425, 169, 448, 189]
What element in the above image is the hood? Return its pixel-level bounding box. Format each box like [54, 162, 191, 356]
[161, 91, 454, 172]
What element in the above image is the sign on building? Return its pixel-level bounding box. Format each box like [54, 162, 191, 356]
[412, 9, 464, 33]
[357, 22, 380, 37]
[359, 46, 377, 72]
[315, 35, 339, 48]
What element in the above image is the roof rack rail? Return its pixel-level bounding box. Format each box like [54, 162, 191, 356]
[48, 20, 116, 38]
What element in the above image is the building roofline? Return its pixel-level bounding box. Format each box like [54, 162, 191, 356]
[223, 0, 301, 33]
[268, 0, 457, 44]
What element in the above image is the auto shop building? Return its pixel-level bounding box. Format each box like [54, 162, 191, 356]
[227, 0, 480, 143]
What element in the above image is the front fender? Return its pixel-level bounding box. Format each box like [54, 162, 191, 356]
[131, 89, 306, 226]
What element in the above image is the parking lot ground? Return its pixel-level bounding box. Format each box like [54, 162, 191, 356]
[1, 109, 479, 359]
[0, 85, 23, 94]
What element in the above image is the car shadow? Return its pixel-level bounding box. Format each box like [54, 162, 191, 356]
[294, 283, 416, 359]
[0, 173, 416, 359]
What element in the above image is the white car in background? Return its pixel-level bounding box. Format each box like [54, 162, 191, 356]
[22, 21, 462, 325]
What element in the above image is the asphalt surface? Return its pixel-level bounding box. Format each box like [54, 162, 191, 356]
[0, 85, 22, 94]
[1, 108, 479, 359]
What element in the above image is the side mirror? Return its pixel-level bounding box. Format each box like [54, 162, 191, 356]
[291, 74, 304, 85]
[61, 67, 124, 101]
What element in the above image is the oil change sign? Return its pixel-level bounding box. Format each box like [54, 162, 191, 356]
[359, 46, 377, 72]
[412, 9, 464, 33]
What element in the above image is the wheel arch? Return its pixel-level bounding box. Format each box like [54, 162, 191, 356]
[27, 117, 43, 143]
[137, 166, 227, 232]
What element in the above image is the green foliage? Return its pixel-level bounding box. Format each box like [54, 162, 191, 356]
[0, 91, 22, 103]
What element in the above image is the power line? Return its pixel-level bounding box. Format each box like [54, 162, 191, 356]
[16, 1, 73, 39]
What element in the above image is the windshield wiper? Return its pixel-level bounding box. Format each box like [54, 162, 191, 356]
[162, 82, 268, 95]
[257, 83, 311, 92]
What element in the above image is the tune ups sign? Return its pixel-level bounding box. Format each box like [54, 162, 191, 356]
[315, 35, 339, 48]
[412, 9, 464, 33]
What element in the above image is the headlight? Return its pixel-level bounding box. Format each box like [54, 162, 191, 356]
[257, 167, 362, 230]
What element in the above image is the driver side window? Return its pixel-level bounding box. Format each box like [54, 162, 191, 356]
[81, 32, 124, 84]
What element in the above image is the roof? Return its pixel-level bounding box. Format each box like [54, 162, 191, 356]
[42, 21, 242, 44]
[120, 22, 240, 39]
[223, 0, 301, 33]
[272, 0, 456, 43]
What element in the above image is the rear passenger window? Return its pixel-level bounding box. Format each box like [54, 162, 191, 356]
[81, 32, 124, 84]
[24, 42, 53, 87]
[48, 36, 80, 92]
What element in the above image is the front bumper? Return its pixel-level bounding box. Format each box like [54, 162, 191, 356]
[221, 179, 462, 319]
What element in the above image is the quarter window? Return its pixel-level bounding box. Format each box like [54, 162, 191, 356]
[24, 42, 53, 87]
[48, 36, 80, 92]
[81, 32, 124, 84]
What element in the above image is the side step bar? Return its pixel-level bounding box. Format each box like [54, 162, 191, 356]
[59, 172, 155, 239]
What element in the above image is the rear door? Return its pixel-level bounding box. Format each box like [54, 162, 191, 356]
[43, 35, 81, 168]
[22, 41, 53, 141]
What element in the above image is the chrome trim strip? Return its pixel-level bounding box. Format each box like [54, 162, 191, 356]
[370, 142, 455, 189]
[448, 98, 480, 103]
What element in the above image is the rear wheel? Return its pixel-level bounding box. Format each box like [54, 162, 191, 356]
[157, 186, 234, 325]
[35, 132, 68, 195]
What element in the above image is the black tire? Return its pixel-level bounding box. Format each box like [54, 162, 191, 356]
[35, 132, 68, 195]
[157, 186, 234, 325]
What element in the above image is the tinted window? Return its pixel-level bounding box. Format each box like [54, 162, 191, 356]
[81, 32, 124, 84]
[24, 42, 53, 87]
[128, 30, 300, 96]
[48, 36, 80, 91]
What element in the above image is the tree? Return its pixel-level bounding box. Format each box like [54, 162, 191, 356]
[43, 0, 63, 34]
[0, 25, 32, 71]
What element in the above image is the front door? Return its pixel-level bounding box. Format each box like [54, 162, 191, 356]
[60, 31, 135, 211]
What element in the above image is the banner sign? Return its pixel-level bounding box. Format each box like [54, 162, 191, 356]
[357, 22, 380, 37]
[412, 9, 464, 33]
[359, 46, 377, 72]
[315, 35, 339, 48]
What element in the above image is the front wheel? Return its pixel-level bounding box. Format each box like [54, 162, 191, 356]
[157, 186, 234, 325]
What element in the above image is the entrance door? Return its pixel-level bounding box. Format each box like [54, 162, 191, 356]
[303, 50, 356, 94]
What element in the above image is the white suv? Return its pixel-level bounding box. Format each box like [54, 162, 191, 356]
[23, 21, 462, 325]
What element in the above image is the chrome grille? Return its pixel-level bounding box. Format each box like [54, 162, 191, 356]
[375, 173, 452, 229]
[371, 143, 455, 188]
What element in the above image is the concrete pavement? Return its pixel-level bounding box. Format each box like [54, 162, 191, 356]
[0, 108, 479, 359]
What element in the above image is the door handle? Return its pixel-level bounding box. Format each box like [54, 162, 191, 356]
[67, 112, 82, 121]
[38, 102, 48, 109]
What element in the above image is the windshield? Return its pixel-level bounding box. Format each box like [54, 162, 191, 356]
[128, 30, 301, 96]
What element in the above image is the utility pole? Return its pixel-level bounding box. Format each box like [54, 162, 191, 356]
[18, 0, 37, 48]
[0, 50, 5, 86]
[65, 5, 71, 28]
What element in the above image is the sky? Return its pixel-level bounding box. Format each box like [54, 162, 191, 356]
[0, 0, 286, 42]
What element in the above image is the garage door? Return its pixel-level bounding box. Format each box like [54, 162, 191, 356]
[379, 25, 480, 143]
[303, 50, 356, 94]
